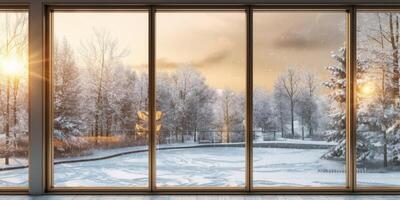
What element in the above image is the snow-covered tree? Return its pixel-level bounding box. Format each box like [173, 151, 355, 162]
[157, 67, 215, 144]
[356, 13, 400, 167]
[322, 48, 348, 160]
[253, 89, 276, 134]
[323, 47, 372, 161]
[274, 68, 300, 138]
[273, 84, 289, 138]
[216, 89, 245, 143]
[296, 73, 318, 140]
[80, 28, 127, 142]
[53, 39, 85, 156]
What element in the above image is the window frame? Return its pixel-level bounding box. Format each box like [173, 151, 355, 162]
[250, 7, 352, 192]
[153, 7, 248, 192]
[46, 5, 152, 192]
[1, 0, 400, 195]
[45, 4, 354, 193]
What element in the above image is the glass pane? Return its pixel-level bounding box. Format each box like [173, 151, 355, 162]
[155, 11, 246, 187]
[357, 11, 400, 187]
[52, 11, 149, 187]
[0, 11, 29, 187]
[253, 11, 347, 187]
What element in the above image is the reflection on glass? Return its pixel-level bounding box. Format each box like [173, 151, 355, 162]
[52, 12, 149, 187]
[357, 12, 400, 186]
[253, 11, 347, 187]
[0, 11, 29, 187]
[155, 11, 246, 187]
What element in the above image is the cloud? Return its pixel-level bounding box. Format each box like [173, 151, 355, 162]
[273, 32, 319, 49]
[156, 49, 231, 69]
[156, 58, 179, 68]
[263, 13, 344, 50]
[193, 49, 230, 67]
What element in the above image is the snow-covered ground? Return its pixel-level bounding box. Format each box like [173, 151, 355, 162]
[253, 148, 346, 186]
[53, 147, 344, 187]
[2, 146, 400, 187]
[0, 157, 28, 187]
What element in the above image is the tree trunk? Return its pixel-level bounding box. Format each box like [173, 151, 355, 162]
[301, 116, 304, 140]
[175, 127, 179, 142]
[0, 80, 5, 164]
[5, 79, 10, 165]
[194, 128, 197, 142]
[12, 78, 19, 149]
[280, 111, 284, 138]
[290, 100, 295, 138]
[383, 130, 388, 168]
[389, 13, 400, 99]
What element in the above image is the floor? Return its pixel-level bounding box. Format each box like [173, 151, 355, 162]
[0, 196, 400, 200]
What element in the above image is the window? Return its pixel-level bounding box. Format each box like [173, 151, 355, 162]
[3, 2, 398, 193]
[357, 11, 400, 187]
[253, 11, 347, 187]
[51, 10, 149, 187]
[155, 10, 246, 187]
[0, 10, 29, 188]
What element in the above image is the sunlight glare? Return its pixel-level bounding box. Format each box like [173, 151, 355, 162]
[360, 82, 375, 97]
[0, 56, 25, 77]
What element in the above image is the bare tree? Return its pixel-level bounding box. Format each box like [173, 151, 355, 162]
[275, 68, 300, 138]
[253, 89, 276, 135]
[80, 28, 127, 142]
[304, 73, 318, 137]
[218, 89, 244, 143]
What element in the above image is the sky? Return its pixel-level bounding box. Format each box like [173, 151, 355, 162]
[54, 11, 345, 93]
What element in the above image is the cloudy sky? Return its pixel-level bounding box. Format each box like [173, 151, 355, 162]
[54, 11, 345, 92]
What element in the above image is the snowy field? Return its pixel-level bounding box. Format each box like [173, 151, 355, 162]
[50, 147, 342, 187]
[1, 146, 400, 187]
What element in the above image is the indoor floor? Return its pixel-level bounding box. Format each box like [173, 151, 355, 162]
[0, 196, 400, 200]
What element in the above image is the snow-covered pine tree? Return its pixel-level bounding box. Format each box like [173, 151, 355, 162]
[322, 48, 347, 160]
[323, 47, 372, 161]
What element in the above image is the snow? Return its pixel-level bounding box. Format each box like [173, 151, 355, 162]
[0, 167, 27, 187]
[53, 146, 344, 187]
[253, 148, 346, 186]
[258, 138, 337, 145]
[2, 146, 400, 187]
[156, 147, 245, 186]
[52, 146, 400, 187]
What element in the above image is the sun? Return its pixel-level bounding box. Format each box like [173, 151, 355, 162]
[359, 82, 375, 97]
[0, 56, 25, 77]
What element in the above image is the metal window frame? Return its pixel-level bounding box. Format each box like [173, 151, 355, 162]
[45, 4, 352, 193]
[152, 6, 247, 192]
[250, 5, 351, 193]
[1, 0, 400, 195]
[45, 5, 152, 193]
